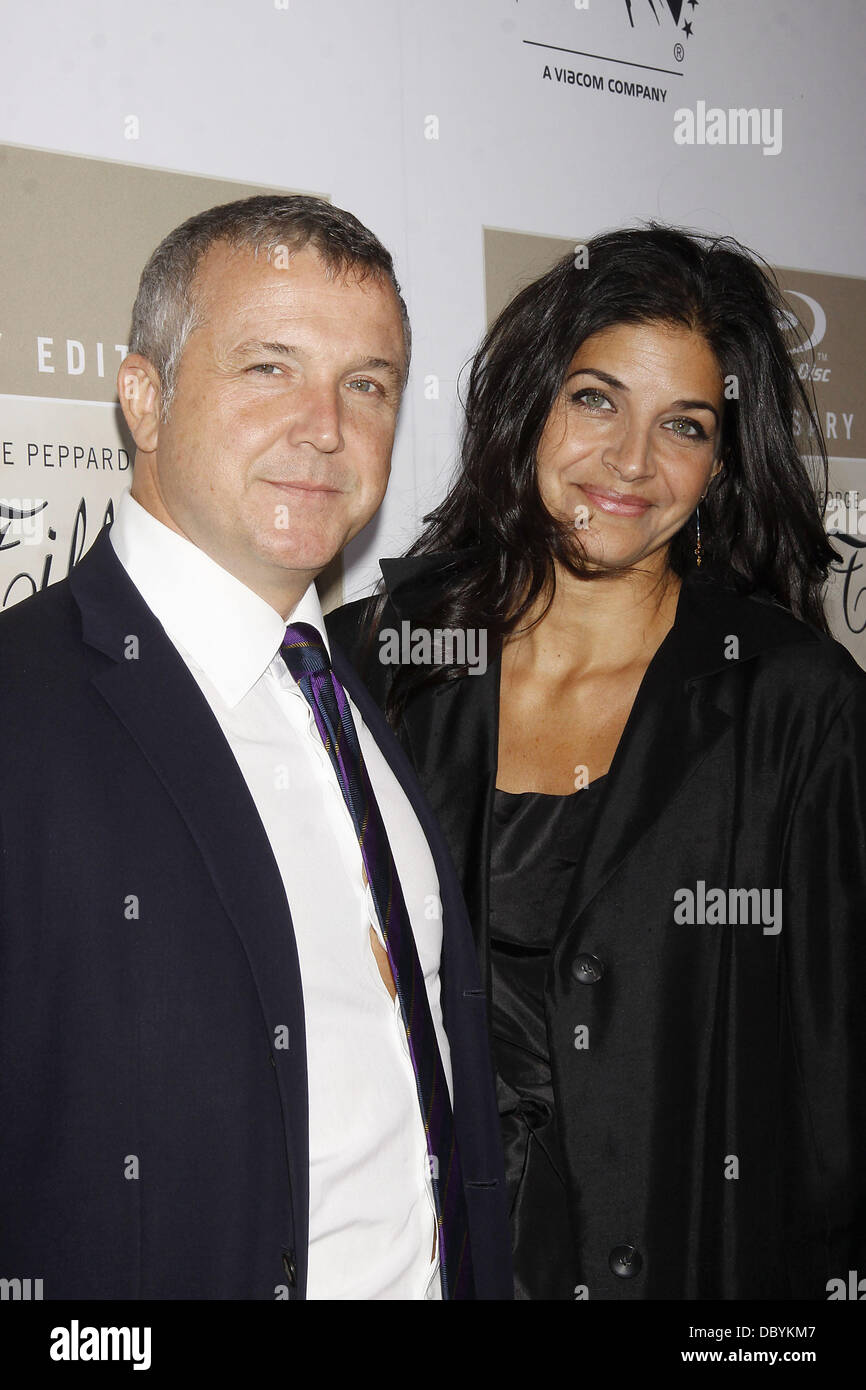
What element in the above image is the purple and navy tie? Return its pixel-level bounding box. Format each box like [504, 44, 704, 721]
[280, 621, 474, 1300]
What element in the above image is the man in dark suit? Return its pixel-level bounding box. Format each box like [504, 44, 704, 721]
[0, 195, 511, 1300]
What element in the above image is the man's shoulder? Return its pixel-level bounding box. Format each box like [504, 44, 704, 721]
[0, 580, 93, 739]
[0, 576, 82, 662]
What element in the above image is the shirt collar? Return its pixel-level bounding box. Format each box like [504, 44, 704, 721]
[108, 487, 331, 707]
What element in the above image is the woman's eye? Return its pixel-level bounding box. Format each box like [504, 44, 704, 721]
[666, 417, 707, 439]
[572, 388, 612, 410]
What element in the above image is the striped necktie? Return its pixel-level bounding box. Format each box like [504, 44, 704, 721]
[280, 621, 474, 1300]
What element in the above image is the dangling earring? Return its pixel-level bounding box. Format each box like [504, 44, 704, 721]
[694, 504, 703, 568]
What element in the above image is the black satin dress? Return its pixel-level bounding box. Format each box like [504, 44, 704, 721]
[490, 776, 608, 1300]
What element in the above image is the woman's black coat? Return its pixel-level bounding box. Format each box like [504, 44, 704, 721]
[327, 556, 866, 1300]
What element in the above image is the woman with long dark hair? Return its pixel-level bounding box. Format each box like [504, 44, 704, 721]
[327, 225, 866, 1300]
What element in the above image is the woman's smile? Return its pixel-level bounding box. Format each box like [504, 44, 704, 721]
[577, 483, 654, 516]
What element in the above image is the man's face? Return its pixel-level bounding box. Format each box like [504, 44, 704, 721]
[130, 240, 406, 612]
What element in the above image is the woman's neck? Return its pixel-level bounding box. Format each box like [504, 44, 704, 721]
[508, 554, 682, 680]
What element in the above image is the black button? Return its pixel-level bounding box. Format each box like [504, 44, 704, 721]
[609, 1244, 642, 1278]
[573, 953, 605, 984]
[282, 1251, 297, 1287]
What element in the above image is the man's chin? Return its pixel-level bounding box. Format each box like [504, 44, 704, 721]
[258, 531, 349, 578]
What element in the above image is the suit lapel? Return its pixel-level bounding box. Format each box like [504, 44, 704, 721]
[69, 528, 310, 1288]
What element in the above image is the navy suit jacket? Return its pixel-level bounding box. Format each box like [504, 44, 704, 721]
[0, 525, 512, 1300]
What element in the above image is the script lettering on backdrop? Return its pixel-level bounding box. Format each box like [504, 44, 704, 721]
[0, 496, 114, 608]
[830, 534, 866, 637]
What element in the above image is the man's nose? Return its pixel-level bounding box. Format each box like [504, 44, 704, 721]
[286, 382, 343, 453]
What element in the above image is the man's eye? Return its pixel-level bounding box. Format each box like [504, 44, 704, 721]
[250, 363, 282, 375]
[348, 378, 379, 394]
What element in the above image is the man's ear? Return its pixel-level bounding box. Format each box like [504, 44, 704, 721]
[117, 354, 163, 453]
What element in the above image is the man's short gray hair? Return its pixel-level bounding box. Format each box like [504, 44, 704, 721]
[128, 194, 411, 420]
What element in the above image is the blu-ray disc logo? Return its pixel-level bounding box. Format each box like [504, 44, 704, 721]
[779, 292, 827, 355]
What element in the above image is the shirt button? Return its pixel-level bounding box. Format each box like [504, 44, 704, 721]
[609, 1245, 642, 1278]
[573, 953, 605, 984]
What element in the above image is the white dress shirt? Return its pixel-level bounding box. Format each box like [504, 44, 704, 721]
[109, 488, 451, 1300]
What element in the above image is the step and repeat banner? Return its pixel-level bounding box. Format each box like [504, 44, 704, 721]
[1, 0, 863, 656]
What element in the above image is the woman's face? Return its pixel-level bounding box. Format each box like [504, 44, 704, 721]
[535, 319, 725, 572]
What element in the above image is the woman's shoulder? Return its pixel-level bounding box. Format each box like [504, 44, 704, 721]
[326, 551, 469, 663]
[325, 593, 377, 652]
[325, 589, 402, 709]
[686, 568, 866, 703]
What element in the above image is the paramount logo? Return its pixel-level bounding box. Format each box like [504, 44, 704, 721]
[378, 621, 488, 675]
[674, 101, 783, 156]
[673, 881, 783, 935]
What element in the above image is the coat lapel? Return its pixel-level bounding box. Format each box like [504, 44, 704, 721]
[538, 570, 809, 937]
[555, 598, 732, 932]
[69, 527, 310, 1288]
[374, 555, 806, 963]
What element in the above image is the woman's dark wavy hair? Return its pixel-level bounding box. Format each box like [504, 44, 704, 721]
[369, 223, 837, 724]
